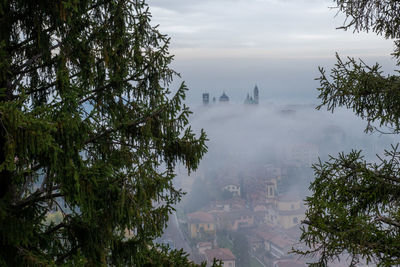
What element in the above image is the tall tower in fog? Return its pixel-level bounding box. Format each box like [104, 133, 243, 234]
[254, 85, 259, 104]
[202, 93, 209, 105]
[244, 85, 259, 105]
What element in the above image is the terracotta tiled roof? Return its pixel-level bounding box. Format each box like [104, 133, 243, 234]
[187, 211, 215, 223]
[274, 259, 306, 267]
[270, 235, 294, 249]
[205, 248, 235, 261]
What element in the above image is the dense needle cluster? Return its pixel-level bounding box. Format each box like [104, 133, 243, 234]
[297, 0, 400, 266]
[0, 0, 208, 266]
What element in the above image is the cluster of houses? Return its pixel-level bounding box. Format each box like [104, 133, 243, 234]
[165, 130, 380, 267]
[182, 164, 307, 267]
[178, 146, 374, 267]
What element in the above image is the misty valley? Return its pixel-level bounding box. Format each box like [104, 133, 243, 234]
[157, 98, 399, 267]
[4, 0, 400, 266]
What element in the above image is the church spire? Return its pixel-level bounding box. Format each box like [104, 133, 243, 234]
[253, 84, 259, 104]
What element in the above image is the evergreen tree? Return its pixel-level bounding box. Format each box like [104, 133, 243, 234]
[0, 0, 208, 266]
[297, 1, 400, 266]
[231, 231, 250, 267]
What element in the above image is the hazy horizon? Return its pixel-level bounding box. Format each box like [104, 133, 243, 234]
[147, 0, 397, 106]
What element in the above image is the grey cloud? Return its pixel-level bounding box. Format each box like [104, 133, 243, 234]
[147, 0, 393, 58]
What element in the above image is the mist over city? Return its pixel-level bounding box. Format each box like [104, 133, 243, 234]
[3, 0, 400, 266]
[156, 88, 399, 266]
[146, 1, 400, 266]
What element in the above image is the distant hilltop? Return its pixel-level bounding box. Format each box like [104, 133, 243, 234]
[202, 85, 259, 105]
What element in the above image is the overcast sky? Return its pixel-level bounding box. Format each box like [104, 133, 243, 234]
[147, 0, 396, 105]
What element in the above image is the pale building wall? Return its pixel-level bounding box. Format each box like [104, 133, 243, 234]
[264, 240, 271, 251]
[265, 209, 278, 226]
[277, 200, 300, 211]
[231, 216, 254, 231]
[278, 214, 305, 229]
[223, 185, 240, 196]
[189, 222, 216, 238]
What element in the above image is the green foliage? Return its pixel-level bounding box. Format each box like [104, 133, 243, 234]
[297, 1, 400, 266]
[0, 0, 207, 265]
[334, 0, 400, 39]
[249, 257, 264, 267]
[216, 230, 233, 250]
[231, 231, 250, 267]
[317, 53, 400, 133]
[299, 149, 400, 266]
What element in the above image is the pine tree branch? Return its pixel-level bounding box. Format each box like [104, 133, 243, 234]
[44, 222, 67, 236]
[11, 43, 61, 77]
[14, 191, 63, 209]
[376, 216, 400, 228]
[12, 57, 58, 76]
[84, 104, 166, 145]
[8, 0, 111, 54]
[55, 245, 78, 264]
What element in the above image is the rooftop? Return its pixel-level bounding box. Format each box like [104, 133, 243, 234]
[274, 259, 306, 267]
[270, 235, 294, 249]
[205, 248, 236, 261]
[187, 211, 215, 223]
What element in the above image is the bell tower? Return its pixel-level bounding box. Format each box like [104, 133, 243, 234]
[266, 181, 276, 205]
[254, 85, 259, 104]
[254, 85, 258, 104]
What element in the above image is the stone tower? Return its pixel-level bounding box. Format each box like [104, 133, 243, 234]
[254, 85, 259, 104]
[202, 93, 209, 105]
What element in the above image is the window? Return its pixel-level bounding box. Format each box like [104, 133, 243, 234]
[291, 204, 295, 210]
[293, 217, 298, 224]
